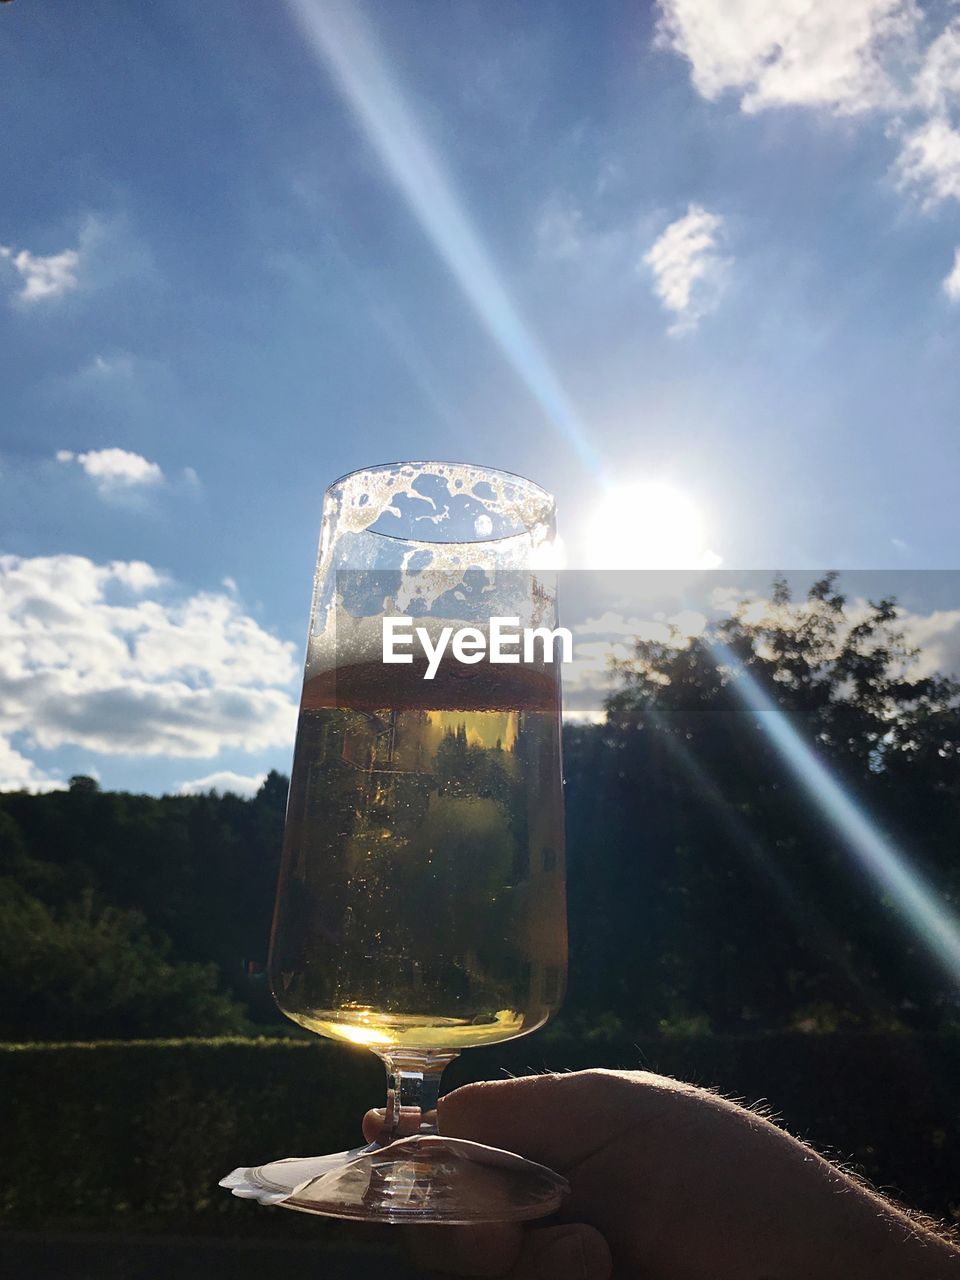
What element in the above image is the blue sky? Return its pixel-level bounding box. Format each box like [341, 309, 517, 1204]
[2, 0, 960, 794]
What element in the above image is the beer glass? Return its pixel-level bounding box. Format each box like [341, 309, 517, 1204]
[221, 462, 568, 1222]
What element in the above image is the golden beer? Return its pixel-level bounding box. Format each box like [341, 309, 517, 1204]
[269, 658, 566, 1050]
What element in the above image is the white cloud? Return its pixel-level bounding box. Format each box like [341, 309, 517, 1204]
[177, 770, 267, 798]
[578, 608, 707, 639]
[56, 447, 165, 491]
[894, 606, 960, 680]
[944, 248, 960, 301]
[655, 1, 960, 222]
[0, 738, 65, 794]
[1, 212, 154, 308]
[562, 706, 606, 725]
[561, 609, 709, 718]
[708, 586, 960, 683]
[643, 204, 731, 335]
[563, 638, 635, 694]
[0, 554, 298, 789]
[897, 116, 960, 207]
[578, 610, 658, 638]
[655, 0, 919, 115]
[911, 16, 960, 116]
[85, 353, 136, 379]
[0, 243, 80, 302]
[110, 560, 164, 592]
[710, 584, 761, 615]
[561, 585, 960, 722]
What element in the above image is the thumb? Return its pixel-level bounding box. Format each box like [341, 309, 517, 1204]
[437, 1070, 648, 1172]
[509, 1225, 612, 1280]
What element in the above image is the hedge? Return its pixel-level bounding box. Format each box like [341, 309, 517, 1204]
[2, 1032, 958, 1231]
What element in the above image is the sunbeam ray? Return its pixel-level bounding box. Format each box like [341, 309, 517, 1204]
[285, 0, 603, 476]
[710, 640, 960, 985]
[641, 702, 889, 1020]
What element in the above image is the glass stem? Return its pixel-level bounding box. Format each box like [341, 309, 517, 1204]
[375, 1050, 459, 1146]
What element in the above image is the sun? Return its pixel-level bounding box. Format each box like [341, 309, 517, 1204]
[584, 480, 722, 570]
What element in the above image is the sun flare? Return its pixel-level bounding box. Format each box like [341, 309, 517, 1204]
[584, 481, 721, 571]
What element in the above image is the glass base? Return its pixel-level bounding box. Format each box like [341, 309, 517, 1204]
[221, 1134, 569, 1224]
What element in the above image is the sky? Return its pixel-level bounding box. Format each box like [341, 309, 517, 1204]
[2, 0, 960, 795]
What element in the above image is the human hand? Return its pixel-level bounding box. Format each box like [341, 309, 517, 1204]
[365, 1069, 959, 1279]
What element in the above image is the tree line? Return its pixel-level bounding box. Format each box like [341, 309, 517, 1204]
[1, 576, 958, 1040]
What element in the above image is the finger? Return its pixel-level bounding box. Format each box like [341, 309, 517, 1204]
[362, 1108, 384, 1143]
[404, 1222, 523, 1277]
[437, 1071, 654, 1172]
[508, 1225, 612, 1280]
[361, 1106, 424, 1143]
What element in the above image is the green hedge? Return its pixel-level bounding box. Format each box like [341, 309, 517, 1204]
[3, 1033, 958, 1231]
[0, 1037, 381, 1232]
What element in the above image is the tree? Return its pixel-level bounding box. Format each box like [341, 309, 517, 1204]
[0, 881, 248, 1039]
[68, 775, 100, 794]
[565, 576, 960, 1033]
[0, 779, 284, 1040]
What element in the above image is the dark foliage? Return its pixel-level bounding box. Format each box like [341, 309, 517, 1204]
[1, 1034, 957, 1229]
[0, 772, 289, 1039]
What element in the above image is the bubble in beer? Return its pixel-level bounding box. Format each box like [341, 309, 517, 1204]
[474, 514, 493, 538]
[272, 659, 567, 1050]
